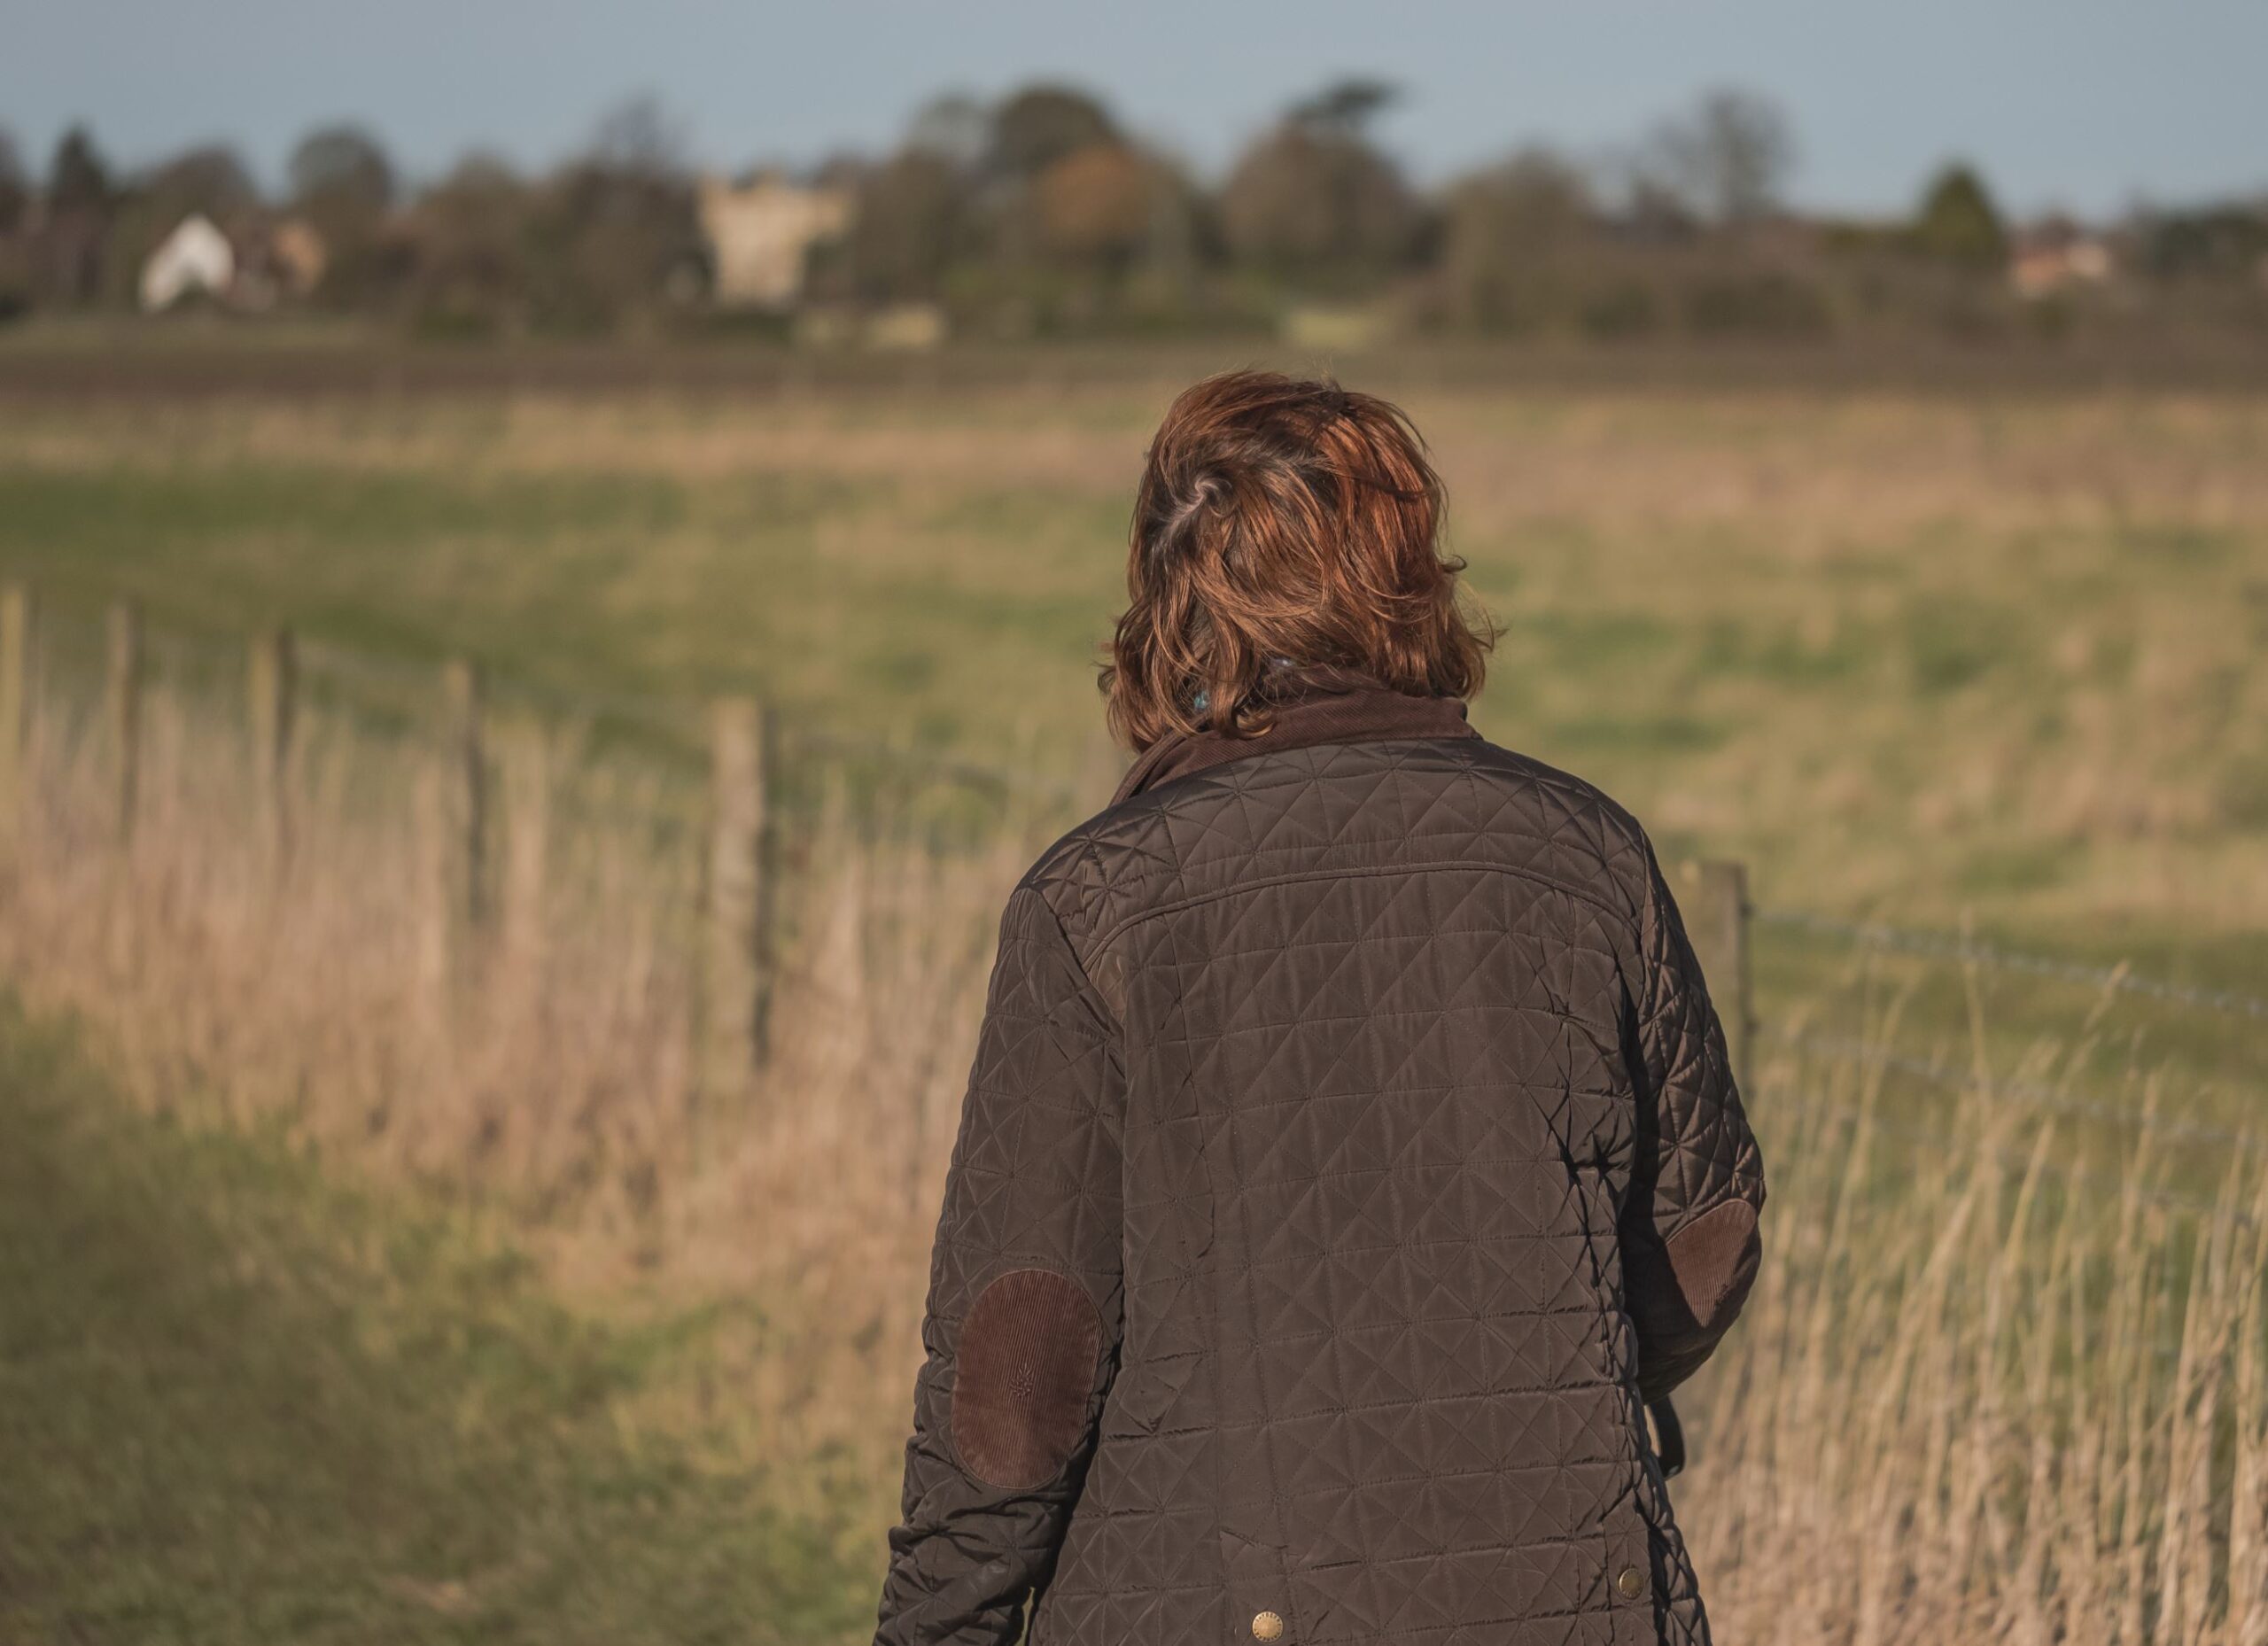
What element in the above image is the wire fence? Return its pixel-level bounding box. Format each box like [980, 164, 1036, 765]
[1756, 905, 2268, 1025]
[1752, 906, 2268, 1223]
[0, 585, 1100, 1081]
[9, 580, 2264, 1184]
[18, 588, 1076, 835]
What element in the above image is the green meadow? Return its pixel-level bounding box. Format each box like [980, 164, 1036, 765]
[4, 377, 2262, 1107]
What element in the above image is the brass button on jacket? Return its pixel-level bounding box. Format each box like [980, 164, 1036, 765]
[1250, 1610, 1285, 1641]
[1615, 1564, 1649, 1600]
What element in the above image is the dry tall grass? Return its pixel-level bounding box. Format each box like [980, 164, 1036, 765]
[1687, 1027, 2268, 1644]
[3, 679, 2263, 1642]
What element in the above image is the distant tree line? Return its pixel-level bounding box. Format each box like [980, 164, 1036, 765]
[1, 82, 2264, 343]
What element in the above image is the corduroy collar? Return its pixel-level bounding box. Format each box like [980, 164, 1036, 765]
[1111, 672, 1479, 805]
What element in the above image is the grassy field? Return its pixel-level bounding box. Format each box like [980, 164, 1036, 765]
[0, 1000, 874, 1645]
[3, 364, 2266, 1640]
[3, 377, 2263, 1097]
[6, 382, 2265, 916]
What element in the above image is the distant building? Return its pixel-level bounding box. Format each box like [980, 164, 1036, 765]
[136, 213, 330, 314]
[224, 218, 331, 312]
[139, 214, 235, 312]
[697, 171, 852, 308]
[267, 219, 330, 299]
[2010, 219, 2115, 300]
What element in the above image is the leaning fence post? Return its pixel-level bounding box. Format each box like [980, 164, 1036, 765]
[440, 657, 486, 930]
[1679, 858, 1754, 1092]
[705, 695, 776, 1090]
[0, 583, 31, 842]
[247, 627, 296, 869]
[106, 599, 144, 842]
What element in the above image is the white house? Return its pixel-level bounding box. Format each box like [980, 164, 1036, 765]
[139, 215, 237, 312]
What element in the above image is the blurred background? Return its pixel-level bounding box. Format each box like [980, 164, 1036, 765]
[4, 5, 2268, 363]
[2, 6, 2265, 1644]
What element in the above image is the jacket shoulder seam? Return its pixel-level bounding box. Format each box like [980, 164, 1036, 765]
[1085, 858, 1638, 959]
[1012, 880, 1126, 1039]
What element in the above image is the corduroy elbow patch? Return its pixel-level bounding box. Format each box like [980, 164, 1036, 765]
[1665, 1199, 1762, 1330]
[951, 1268, 1102, 1490]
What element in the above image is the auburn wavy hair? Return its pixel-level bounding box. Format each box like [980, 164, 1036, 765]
[1100, 370, 1493, 750]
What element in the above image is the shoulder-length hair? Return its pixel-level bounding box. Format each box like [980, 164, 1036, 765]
[1100, 369, 1494, 751]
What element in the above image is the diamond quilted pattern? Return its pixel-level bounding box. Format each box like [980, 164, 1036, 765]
[875, 727, 1764, 1646]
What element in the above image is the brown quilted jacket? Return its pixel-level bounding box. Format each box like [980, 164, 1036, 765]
[876, 680, 1767, 1646]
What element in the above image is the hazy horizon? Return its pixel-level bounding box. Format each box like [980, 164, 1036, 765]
[8, 0, 2267, 220]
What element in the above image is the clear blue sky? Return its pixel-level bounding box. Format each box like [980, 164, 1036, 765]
[7, 0, 2264, 218]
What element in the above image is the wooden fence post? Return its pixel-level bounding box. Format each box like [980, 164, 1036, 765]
[0, 583, 30, 841]
[106, 599, 143, 842]
[705, 696, 776, 1090]
[440, 657, 486, 930]
[247, 627, 296, 869]
[1679, 858, 1754, 1092]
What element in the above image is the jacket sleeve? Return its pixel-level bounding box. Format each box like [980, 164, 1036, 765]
[874, 884, 1125, 1646]
[1619, 848, 1767, 1403]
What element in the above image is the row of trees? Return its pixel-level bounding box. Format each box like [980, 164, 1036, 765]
[2, 82, 2264, 340]
[0, 101, 706, 332]
[806, 82, 2016, 337]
